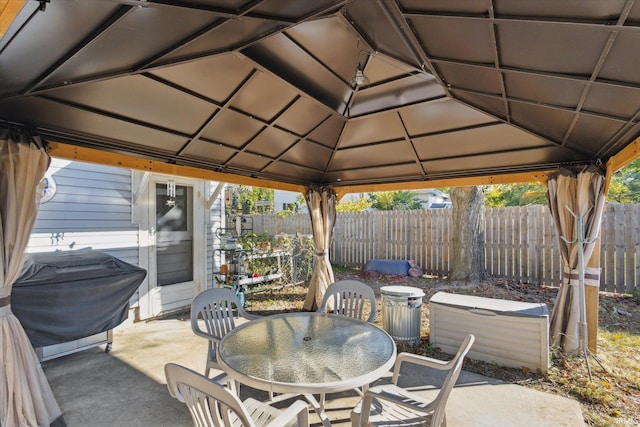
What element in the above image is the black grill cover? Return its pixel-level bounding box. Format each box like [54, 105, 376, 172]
[12, 249, 147, 347]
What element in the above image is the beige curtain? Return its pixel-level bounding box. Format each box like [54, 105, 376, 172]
[302, 186, 336, 311]
[547, 165, 606, 353]
[0, 128, 62, 426]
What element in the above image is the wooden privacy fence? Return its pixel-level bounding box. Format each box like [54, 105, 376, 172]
[249, 203, 640, 294]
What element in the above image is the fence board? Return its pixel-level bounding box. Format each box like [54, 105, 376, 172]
[434, 210, 445, 276]
[624, 205, 636, 292]
[488, 208, 498, 276]
[603, 205, 616, 291]
[613, 204, 625, 293]
[424, 209, 433, 274]
[509, 208, 515, 278]
[527, 206, 537, 283]
[249, 202, 639, 293]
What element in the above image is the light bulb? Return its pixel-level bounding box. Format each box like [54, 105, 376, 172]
[349, 63, 370, 87]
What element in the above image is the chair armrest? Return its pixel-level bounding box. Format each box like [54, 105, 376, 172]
[266, 399, 309, 427]
[397, 352, 453, 370]
[359, 384, 438, 425]
[367, 384, 436, 408]
[191, 327, 222, 344]
[241, 311, 259, 321]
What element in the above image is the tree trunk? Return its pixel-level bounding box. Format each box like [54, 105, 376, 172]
[449, 186, 486, 281]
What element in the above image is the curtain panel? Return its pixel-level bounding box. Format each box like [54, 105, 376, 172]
[0, 128, 62, 426]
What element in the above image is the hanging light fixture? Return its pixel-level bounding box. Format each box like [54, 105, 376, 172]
[350, 62, 370, 88]
[349, 38, 370, 88]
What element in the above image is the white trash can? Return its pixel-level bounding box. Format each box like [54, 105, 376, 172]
[380, 285, 425, 342]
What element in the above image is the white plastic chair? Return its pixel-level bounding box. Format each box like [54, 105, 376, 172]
[317, 280, 377, 322]
[351, 334, 475, 427]
[191, 287, 258, 377]
[315, 280, 378, 410]
[165, 363, 309, 427]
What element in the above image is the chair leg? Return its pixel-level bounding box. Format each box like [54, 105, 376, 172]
[230, 380, 241, 396]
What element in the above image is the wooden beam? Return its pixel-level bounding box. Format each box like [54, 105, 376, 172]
[606, 135, 640, 173]
[0, 0, 26, 40]
[333, 170, 553, 200]
[48, 141, 307, 194]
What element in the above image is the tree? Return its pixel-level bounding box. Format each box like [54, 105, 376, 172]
[484, 182, 547, 207]
[449, 186, 486, 281]
[367, 190, 422, 210]
[606, 180, 633, 203]
[609, 158, 640, 203]
[228, 185, 274, 214]
[484, 159, 640, 206]
[336, 197, 371, 212]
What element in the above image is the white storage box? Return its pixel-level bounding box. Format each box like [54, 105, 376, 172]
[429, 291, 549, 372]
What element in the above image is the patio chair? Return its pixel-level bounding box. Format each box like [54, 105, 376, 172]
[191, 287, 258, 377]
[165, 363, 309, 427]
[351, 333, 475, 427]
[315, 280, 378, 409]
[317, 280, 377, 323]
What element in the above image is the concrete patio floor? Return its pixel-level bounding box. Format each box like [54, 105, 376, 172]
[42, 314, 585, 426]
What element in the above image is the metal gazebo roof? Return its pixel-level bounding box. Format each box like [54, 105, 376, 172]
[1, 0, 639, 193]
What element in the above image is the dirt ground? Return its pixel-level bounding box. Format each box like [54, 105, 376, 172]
[334, 267, 640, 340]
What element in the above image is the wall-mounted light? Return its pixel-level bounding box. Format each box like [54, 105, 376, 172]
[40, 172, 56, 203]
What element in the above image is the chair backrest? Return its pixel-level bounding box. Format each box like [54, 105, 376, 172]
[317, 280, 377, 322]
[165, 362, 256, 427]
[191, 287, 247, 345]
[427, 334, 475, 427]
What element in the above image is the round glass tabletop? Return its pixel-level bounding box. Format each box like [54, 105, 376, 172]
[218, 312, 396, 394]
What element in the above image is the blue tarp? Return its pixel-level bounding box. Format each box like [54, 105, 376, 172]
[364, 259, 411, 276]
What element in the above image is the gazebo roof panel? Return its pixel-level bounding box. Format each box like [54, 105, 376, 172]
[413, 124, 554, 161]
[331, 141, 417, 170]
[422, 146, 582, 176]
[583, 84, 640, 119]
[149, 54, 255, 104]
[243, 127, 299, 158]
[281, 139, 334, 171]
[46, 76, 215, 135]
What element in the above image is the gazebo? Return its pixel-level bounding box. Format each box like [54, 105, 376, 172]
[1, 1, 639, 425]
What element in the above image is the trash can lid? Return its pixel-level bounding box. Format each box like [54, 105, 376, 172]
[380, 285, 425, 297]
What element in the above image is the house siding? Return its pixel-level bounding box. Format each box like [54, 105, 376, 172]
[29, 159, 139, 264]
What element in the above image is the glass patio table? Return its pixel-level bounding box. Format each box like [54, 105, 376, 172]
[217, 312, 396, 426]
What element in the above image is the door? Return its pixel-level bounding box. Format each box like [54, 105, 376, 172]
[145, 176, 206, 317]
[155, 182, 193, 286]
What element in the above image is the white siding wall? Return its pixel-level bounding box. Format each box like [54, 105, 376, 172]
[28, 159, 139, 263]
[207, 182, 225, 288]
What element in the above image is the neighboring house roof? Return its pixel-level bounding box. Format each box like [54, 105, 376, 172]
[428, 203, 452, 209]
[1, 1, 639, 192]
